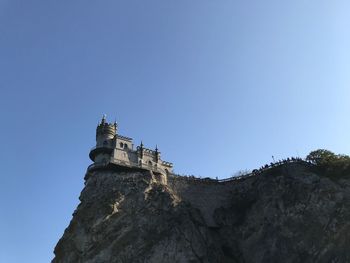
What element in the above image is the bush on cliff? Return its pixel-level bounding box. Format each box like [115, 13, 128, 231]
[306, 149, 350, 178]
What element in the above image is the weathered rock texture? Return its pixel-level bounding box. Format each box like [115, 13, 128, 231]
[52, 163, 350, 263]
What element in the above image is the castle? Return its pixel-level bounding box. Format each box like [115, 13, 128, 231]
[87, 116, 173, 176]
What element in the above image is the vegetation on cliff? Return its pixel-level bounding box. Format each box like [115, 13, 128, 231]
[306, 149, 350, 178]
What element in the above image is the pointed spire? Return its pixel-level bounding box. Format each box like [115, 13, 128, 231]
[155, 144, 159, 163]
[139, 141, 144, 159]
[101, 114, 106, 124]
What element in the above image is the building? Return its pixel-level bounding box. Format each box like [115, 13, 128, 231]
[87, 116, 173, 175]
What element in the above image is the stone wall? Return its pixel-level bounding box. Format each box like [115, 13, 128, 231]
[113, 148, 138, 164]
[94, 153, 111, 163]
[116, 136, 133, 150]
[167, 175, 237, 227]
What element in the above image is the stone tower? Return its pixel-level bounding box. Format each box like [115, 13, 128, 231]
[89, 115, 117, 164]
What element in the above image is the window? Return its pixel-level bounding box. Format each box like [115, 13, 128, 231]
[120, 142, 123, 148]
[124, 144, 128, 149]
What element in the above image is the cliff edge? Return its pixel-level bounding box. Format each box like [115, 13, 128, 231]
[52, 163, 350, 263]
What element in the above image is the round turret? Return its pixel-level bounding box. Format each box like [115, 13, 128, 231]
[96, 115, 117, 146]
[89, 115, 117, 162]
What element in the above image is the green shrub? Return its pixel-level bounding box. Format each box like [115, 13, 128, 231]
[306, 149, 350, 178]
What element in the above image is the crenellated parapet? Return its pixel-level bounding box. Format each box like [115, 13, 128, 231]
[161, 160, 173, 168]
[96, 115, 117, 142]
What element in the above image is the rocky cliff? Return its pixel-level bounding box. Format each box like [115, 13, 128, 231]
[52, 163, 350, 263]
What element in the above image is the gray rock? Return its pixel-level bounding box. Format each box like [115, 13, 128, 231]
[52, 163, 350, 263]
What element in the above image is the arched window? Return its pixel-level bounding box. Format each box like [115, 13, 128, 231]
[148, 160, 152, 166]
[120, 142, 123, 148]
[124, 144, 128, 149]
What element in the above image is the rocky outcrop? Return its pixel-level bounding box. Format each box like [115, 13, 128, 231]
[52, 163, 350, 263]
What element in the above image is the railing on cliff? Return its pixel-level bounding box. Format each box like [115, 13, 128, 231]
[168, 157, 315, 184]
[87, 156, 315, 183]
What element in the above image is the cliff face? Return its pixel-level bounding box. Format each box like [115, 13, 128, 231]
[52, 163, 350, 263]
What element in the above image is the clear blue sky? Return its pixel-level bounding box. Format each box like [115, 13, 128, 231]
[0, 0, 349, 262]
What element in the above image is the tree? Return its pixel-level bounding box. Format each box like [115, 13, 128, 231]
[306, 149, 337, 165]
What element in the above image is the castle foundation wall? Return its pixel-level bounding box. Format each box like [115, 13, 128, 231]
[167, 175, 235, 227]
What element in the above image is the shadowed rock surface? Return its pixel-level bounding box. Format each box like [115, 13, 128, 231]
[52, 163, 350, 263]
